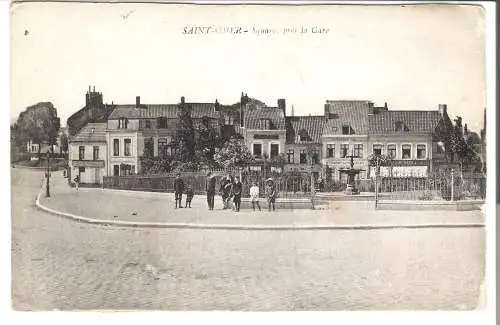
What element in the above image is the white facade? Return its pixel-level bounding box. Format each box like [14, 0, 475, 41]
[69, 142, 107, 184]
[107, 119, 140, 176]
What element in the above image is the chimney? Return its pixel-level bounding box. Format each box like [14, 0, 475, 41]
[438, 104, 447, 116]
[214, 99, 220, 111]
[384, 102, 388, 110]
[367, 102, 375, 115]
[136, 96, 141, 107]
[278, 99, 286, 117]
[181, 96, 185, 104]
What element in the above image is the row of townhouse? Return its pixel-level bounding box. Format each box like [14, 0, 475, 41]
[68, 87, 450, 185]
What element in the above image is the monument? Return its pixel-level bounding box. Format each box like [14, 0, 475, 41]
[338, 154, 364, 195]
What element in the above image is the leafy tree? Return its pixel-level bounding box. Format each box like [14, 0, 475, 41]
[195, 116, 220, 168]
[60, 133, 69, 155]
[214, 136, 253, 169]
[174, 99, 196, 163]
[16, 102, 60, 157]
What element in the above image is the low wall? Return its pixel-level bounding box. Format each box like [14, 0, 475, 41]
[240, 198, 314, 210]
[376, 200, 484, 211]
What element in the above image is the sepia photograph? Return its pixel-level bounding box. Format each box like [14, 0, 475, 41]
[8, 0, 493, 315]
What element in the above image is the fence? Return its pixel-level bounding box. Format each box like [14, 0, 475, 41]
[103, 170, 314, 199]
[368, 172, 485, 201]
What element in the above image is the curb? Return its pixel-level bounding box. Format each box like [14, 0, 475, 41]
[35, 190, 485, 231]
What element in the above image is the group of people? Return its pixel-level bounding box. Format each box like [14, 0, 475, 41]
[173, 173, 195, 208]
[174, 172, 278, 212]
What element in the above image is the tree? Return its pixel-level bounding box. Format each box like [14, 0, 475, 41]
[195, 116, 220, 168]
[214, 136, 254, 169]
[174, 99, 196, 163]
[60, 133, 69, 155]
[16, 102, 60, 158]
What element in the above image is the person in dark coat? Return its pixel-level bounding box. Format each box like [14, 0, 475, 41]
[206, 172, 217, 210]
[185, 185, 194, 208]
[265, 178, 277, 212]
[173, 173, 185, 209]
[223, 176, 234, 210]
[232, 176, 243, 212]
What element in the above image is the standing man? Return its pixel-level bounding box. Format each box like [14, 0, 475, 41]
[265, 178, 277, 212]
[206, 172, 217, 210]
[174, 173, 185, 209]
[232, 176, 242, 212]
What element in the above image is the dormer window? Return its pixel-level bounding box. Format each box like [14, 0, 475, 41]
[259, 119, 271, 130]
[157, 117, 168, 129]
[298, 129, 311, 142]
[342, 124, 354, 135]
[395, 121, 408, 132]
[118, 118, 128, 129]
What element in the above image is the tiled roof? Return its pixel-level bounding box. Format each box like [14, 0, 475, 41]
[368, 110, 442, 134]
[69, 123, 107, 142]
[108, 103, 220, 120]
[286, 116, 326, 144]
[323, 100, 370, 135]
[244, 107, 286, 130]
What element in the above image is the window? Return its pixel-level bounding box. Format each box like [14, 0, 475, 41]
[259, 119, 271, 130]
[353, 144, 363, 158]
[253, 143, 262, 157]
[225, 116, 234, 125]
[124, 139, 132, 156]
[287, 149, 294, 163]
[118, 118, 128, 129]
[387, 144, 396, 158]
[417, 144, 426, 159]
[93, 146, 99, 160]
[144, 120, 151, 129]
[342, 125, 350, 135]
[79, 146, 85, 160]
[341, 144, 349, 158]
[270, 144, 279, 159]
[113, 165, 119, 176]
[299, 150, 307, 164]
[158, 138, 169, 158]
[402, 144, 412, 159]
[157, 117, 168, 129]
[328, 113, 339, 119]
[78, 167, 85, 173]
[312, 149, 320, 164]
[373, 144, 383, 156]
[113, 139, 119, 156]
[121, 164, 134, 176]
[395, 121, 408, 132]
[327, 144, 335, 158]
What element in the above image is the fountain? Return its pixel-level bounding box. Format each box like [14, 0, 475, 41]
[338, 154, 365, 195]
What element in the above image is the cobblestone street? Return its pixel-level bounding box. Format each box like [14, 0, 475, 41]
[12, 169, 485, 310]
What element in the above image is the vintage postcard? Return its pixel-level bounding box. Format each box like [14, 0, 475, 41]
[9, 0, 492, 315]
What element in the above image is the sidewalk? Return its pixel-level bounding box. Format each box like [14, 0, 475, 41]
[37, 171, 485, 229]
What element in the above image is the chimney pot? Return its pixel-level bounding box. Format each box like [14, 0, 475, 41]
[136, 96, 141, 107]
[181, 96, 185, 104]
[438, 104, 447, 116]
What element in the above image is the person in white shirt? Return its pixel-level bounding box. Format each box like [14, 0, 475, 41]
[249, 182, 261, 211]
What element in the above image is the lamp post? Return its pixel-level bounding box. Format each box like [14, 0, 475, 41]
[375, 157, 380, 209]
[45, 146, 53, 197]
[309, 149, 316, 210]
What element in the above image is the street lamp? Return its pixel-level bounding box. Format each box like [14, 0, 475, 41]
[46, 145, 53, 197]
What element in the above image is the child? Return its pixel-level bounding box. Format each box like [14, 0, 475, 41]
[74, 175, 80, 191]
[185, 185, 194, 208]
[249, 182, 261, 211]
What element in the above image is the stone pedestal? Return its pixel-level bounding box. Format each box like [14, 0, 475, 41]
[344, 184, 360, 195]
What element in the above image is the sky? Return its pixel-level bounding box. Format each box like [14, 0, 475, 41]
[10, 2, 486, 132]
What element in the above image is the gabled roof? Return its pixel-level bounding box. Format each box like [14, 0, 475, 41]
[108, 103, 220, 120]
[368, 110, 442, 134]
[323, 100, 370, 135]
[244, 107, 286, 130]
[286, 116, 326, 144]
[69, 123, 107, 143]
